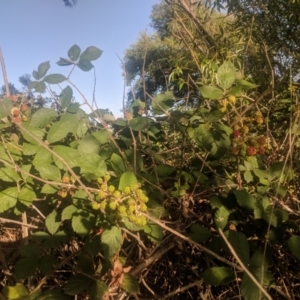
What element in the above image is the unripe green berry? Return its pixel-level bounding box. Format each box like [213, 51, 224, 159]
[97, 178, 103, 184]
[118, 205, 127, 213]
[98, 190, 106, 199]
[129, 214, 137, 223]
[92, 202, 99, 210]
[140, 203, 147, 212]
[113, 190, 121, 198]
[104, 174, 111, 181]
[100, 184, 107, 191]
[123, 186, 131, 194]
[108, 185, 116, 193]
[128, 205, 136, 213]
[109, 201, 117, 210]
[99, 201, 107, 210]
[127, 198, 135, 206]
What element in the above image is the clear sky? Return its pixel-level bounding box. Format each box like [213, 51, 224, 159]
[0, 0, 159, 117]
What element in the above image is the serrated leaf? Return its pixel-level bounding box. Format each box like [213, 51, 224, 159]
[89, 280, 108, 300]
[214, 206, 229, 230]
[287, 235, 300, 261]
[78, 153, 107, 179]
[118, 172, 138, 191]
[32, 70, 39, 80]
[227, 231, 249, 265]
[20, 122, 45, 145]
[56, 57, 73, 66]
[234, 190, 256, 211]
[52, 145, 80, 169]
[129, 116, 150, 131]
[0, 167, 21, 182]
[64, 274, 93, 295]
[234, 79, 258, 90]
[37, 61, 50, 78]
[47, 114, 78, 143]
[110, 153, 127, 174]
[122, 218, 143, 231]
[33, 148, 52, 168]
[188, 223, 210, 243]
[67, 102, 80, 113]
[15, 257, 39, 279]
[143, 223, 163, 243]
[2, 283, 29, 299]
[243, 170, 253, 183]
[62, 205, 77, 220]
[92, 129, 110, 144]
[30, 108, 58, 128]
[202, 267, 235, 286]
[101, 226, 122, 258]
[199, 85, 224, 99]
[217, 61, 236, 89]
[72, 213, 95, 235]
[77, 134, 100, 155]
[68, 44, 81, 61]
[36, 164, 61, 181]
[59, 86, 73, 109]
[121, 274, 140, 295]
[77, 58, 94, 72]
[0, 98, 13, 119]
[41, 184, 59, 194]
[0, 187, 18, 213]
[77, 253, 94, 274]
[19, 185, 36, 206]
[34, 81, 47, 93]
[151, 91, 174, 115]
[19, 244, 41, 257]
[45, 210, 61, 235]
[43, 74, 67, 84]
[80, 46, 102, 61]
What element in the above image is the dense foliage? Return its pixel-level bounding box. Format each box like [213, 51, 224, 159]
[0, 1, 300, 299]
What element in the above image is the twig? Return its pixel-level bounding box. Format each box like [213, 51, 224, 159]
[0, 217, 39, 229]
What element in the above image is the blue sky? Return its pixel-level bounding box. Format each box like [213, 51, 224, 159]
[0, 0, 159, 116]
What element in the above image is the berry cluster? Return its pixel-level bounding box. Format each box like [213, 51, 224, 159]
[93, 174, 148, 227]
[218, 95, 236, 112]
[231, 127, 267, 157]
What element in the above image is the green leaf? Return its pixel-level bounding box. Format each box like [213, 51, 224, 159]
[129, 116, 150, 131]
[226, 231, 249, 265]
[243, 170, 253, 183]
[68, 44, 81, 61]
[59, 86, 73, 109]
[121, 274, 140, 295]
[0, 98, 13, 119]
[118, 172, 138, 191]
[77, 253, 94, 274]
[0, 167, 20, 182]
[56, 57, 73, 67]
[77, 58, 94, 72]
[43, 74, 67, 84]
[287, 235, 300, 261]
[2, 283, 29, 300]
[52, 146, 80, 169]
[0, 187, 18, 213]
[45, 210, 61, 235]
[143, 223, 163, 243]
[77, 134, 100, 155]
[110, 153, 127, 174]
[72, 212, 95, 235]
[234, 79, 258, 90]
[101, 226, 122, 258]
[33, 81, 47, 93]
[33, 148, 52, 168]
[36, 164, 61, 181]
[92, 129, 110, 144]
[188, 223, 210, 243]
[80, 46, 102, 61]
[19, 244, 41, 257]
[199, 85, 224, 99]
[78, 153, 107, 178]
[62, 205, 77, 220]
[37, 61, 50, 79]
[15, 257, 39, 279]
[214, 206, 229, 230]
[64, 274, 93, 295]
[89, 281, 108, 300]
[234, 190, 256, 211]
[23, 143, 39, 156]
[41, 184, 59, 194]
[202, 267, 235, 286]
[217, 61, 236, 89]
[151, 91, 175, 115]
[122, 218, 143, 231]
[67, 102, 80, 113]
[47, 114, 78, 143]
[30, 108, 58, 128]
[19, 185, 36, 206]
[20, 123, 45, 145]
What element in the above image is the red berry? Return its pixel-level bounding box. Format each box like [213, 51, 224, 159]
[232, 147, 240, 156]
[246, 146, 257, 156]
[232, 130, 242, 139]
[21, 104, 29, 112]
[258, 146, 265, 154]
[257, 136, 266, 145]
